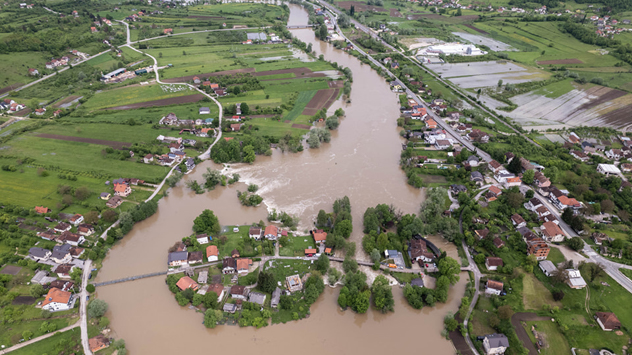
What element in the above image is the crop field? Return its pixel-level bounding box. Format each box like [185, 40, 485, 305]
[428, 61, 549, 88]
[470, 21, 625, 68]
[67, 102, 215, 124]
[80, 83, 195, 111]
[2, 125, 170, 183]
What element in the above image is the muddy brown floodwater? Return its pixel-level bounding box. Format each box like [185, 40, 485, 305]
[95, 5, 466, 354]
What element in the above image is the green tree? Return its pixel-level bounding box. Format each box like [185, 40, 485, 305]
[343, 257, 358, 273]
[371, 275, 394, 313]
[370, 248, 381, 263]
[317, 209, 329, 227]
[203, 291, 218, 309]
[192, 293, 204, 306]
[522, 169, 535, 185]
[29, 284, 44, 298]
[498, 305, 514, 320]
[22, 330, 33, 340]
[241, 102, 250, 115]
[444, 313, 458, 331]
[438, 257, 460, 285]
[86, 284, 95, 293]
[88, 299, 109, 318]
[204, 309, 223, 328]
[315, 254, 330, 273]
[335, 219, 353, 238]
[243, 145, 256, 164]
[258, 271, 276, 294]
[567, 237, 584, 251]
[203, 168, 222, 189]
[193, 209, 221, 235]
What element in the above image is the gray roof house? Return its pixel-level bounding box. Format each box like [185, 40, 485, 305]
[51, 244, 72, 263]
[538, 260, 556, 277]
[271, 287, 281, 308]
[483, 333, 509, 355]
[168, 251, 188, 266]
[223, 303, 237, 313]
[29, 247, 51, 261]
[411, 278, 424, 288]
[471, 171, 484, 182]
[199, 107, 210, 115]
[248, 291, 267, 306]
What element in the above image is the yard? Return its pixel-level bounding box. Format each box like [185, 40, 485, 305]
[522, 272, 560, 311]
[265, 259, 313, 284]
[278, 235, 316, 257]
[524, 321, 571, 355]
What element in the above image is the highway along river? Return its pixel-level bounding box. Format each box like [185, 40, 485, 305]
[95, 4, 466, 353]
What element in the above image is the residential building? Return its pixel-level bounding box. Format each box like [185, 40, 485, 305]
[595, 312, 622, 331]
[106, 196, 123, 208]
[264, 225, 279, 240]
[483, 333, 509, 355]
[466, 155, 479, 167]
[223, 303, 237, 313]
[249, 227, 262, 240]
[100, 192, 111, 200]
[188, 251, 203, 265]
[41, 287, 73, 312]
[526, 198, 543, 211]
[434, 139, 452, 150]
[248, 292, 266, 306]
[486, 186, 502, 202]
[312, 230, 327, 244]
[77, 224, 94, 236]
[55, 264, 73, 278]
[114, 183, 131, 197]
[592, 232, 612, 245]
[605, 149, 622, 160]
[475, 229, 490, 239]
[195, 233, 209, 244]
[471, 171, 484, 184]
[571, 150, 590, 162]
[206, 245, 219, 262]
[29, 247, 51, 262]
[59, 231, 84, 246]
[493, 237, 505, 249]
[540, 221, 565, 242]
[35, 206, 50, 214]
[230, 285, 248, 300]
[538, 260, 556, 276]
[208, 283, 225, 300]
[236, 258, 253, 275]
[568, 132, 580, 144]
[222, 257, 237, 274]
[488, 160, 503, 174]
[54, 222, 71, 233]
[565, 269, 587, 289]
[450, 184, 467, 194]
[485, 257, 503, 271]
[176, 276, 199, 291]
[597, 163, 621, 176]
[485, 280, 503, 295]
[51, 244, 72, 264]
[504, 176, 522, 188]
[510, 214, 526, 228]
[527, 240, 550, 260]
[533, 171, 550, 188]
[168, 251, 188, 267]
[89, 335, 110, 353]
[410, 238, 434, 263]
[411, 278, 424, 288]
[552, 195, 581, 211]
[286, 274, 303, 292]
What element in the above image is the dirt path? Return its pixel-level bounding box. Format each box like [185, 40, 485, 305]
[511, 312, 551, 355]
[585, 285, 590, 314]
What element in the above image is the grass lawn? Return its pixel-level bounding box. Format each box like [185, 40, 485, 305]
[0, 315, 77, 347]
[0, 52, 51, 88]
[216, 225, 261, 258]
[620, 268, 632, 281]
[522, 272, 559, 311]
[265, 259, 313, 284]
[524, 321, 571, 355]
[283, 90, 317, 122]
[278, 235, 316, 257]
[8, 328, 82, 355]
[546, 247, 566, 265]
[531, 79, 577, 99]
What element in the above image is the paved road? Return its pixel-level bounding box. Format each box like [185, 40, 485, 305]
[459, 204, 482, 355]
[80, 259, 92, 355]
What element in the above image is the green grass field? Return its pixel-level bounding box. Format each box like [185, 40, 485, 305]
[81, 83, 194, 111]
[279, 235, 316, 257]
[9, 328, 83, 355]
[546, 247, 566, 265]
[524, 321, 571, 355]
[0, 52, 51, 88]
[522, 272, 560, 310]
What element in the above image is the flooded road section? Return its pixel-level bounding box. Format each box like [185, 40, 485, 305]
[96, 5, 464, 354]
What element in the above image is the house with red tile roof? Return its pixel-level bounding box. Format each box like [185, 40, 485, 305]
[176, 276, 199, 291]
[41, 287, 73, 312]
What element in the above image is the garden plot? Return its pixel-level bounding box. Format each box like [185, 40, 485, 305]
[452, 32, 516, 52]
[429, 61, 549, 88]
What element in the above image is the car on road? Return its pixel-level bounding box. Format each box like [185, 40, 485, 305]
[86, 296, 90, 301]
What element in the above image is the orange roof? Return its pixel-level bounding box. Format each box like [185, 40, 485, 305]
[489, 160, 502, 169]
[41, 288, 71, 307]
[210, 83, 219, 89]
[313, 231, 327, 242]
[558, 195, 579, 206]
[206, 245, 218, 258]
[489, 186, 502, 195]
[325, 248, 332, 253]
[506, 177, 521, 183]
[305, 249, 317, 254]
[224, 137, 233, 141]
[201, 128, 214, 133]
[176, 276, 199, 291]
[35, 206, 49, 214]
[265, 225, 278, 236]
[236, 258, 252, 271]
[426, 119, 437, 126]
[114, 184, 128, 193]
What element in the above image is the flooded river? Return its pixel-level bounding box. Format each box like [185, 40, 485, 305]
[96, 5, 465, 354]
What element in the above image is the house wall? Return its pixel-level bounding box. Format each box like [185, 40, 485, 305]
[485, 288, 501, 296]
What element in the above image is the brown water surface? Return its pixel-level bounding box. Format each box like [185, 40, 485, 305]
[96, 5, 463, 353]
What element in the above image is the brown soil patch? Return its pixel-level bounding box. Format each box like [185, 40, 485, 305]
[537, 59, 583, 65]
[37, 133, 132, 149]
[161, 68, 256, 83]
[19, 223, 46, 233]
[302, 89, 337, 116]
[390, 8, 403, 17]
[0, 83, 22, 95]
[338, 1, 387, 12]
[13, 108, 31, 117]
[323, 88, 340, 109]
[187, 15, 225, 19]
[291, 123, 311, 129]
[449, 314, 474, 355]
[52, 95, 81, 108]
[573, 86, 627, 114]
[1, 265, 21, 275]
[12, 296, 36, 305]
[409, 14, 478, 22]
[253, 67, 314, 77]
[249, 114, 276, 118]
[464, 24, 489, 35]
[105, 94, 206, 110]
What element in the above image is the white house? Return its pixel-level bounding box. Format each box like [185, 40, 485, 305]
[538, 260, 556, 277]
[196, 234, 209, 244]
[206, 245, 219, 262]
[483, 334, 509, 355]
[68, 214, 84, 226]
[249, 227, 262, 240]
[264, 225, 279, 240]
[485, 257, 503, 271]
[485, 280, 503, 296]
[565, 269, 587, 289]
[41, 288, 73, 312]
[466, 155, 479, 167]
